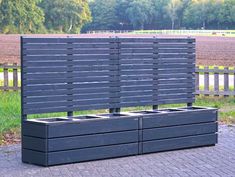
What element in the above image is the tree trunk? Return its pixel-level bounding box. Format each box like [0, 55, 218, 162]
[172, 19, 175, 30]
[68, 18, 73, 33]
[203, 20, 206, 29]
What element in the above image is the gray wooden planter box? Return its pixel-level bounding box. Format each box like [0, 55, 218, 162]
[22, 113, 140, 166]
[133, 107, 218, 154]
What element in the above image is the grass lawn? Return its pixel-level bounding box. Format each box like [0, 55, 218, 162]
[1, 91, 235, 145]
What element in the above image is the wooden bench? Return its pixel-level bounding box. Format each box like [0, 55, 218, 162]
[21, 37, 218, 166]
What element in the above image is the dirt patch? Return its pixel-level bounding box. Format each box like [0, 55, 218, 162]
[0, 128, 21, 146]
[0, 34, 235, 66]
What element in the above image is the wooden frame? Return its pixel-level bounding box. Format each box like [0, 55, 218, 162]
[21, 37, 218, 166]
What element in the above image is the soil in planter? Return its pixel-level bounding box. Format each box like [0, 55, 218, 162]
[132, 111, 162, 115]
[73, 115, 107, 120]
[180, 107, 206, 110]
[158, 109, 184, 113]
[36, 118, 72, 123]
[99, 113, 129, 118]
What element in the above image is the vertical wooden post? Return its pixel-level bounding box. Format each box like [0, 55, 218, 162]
[214, 66, 219, 96]
[195, 66, 199, 95]
[224, 67, 229, 97]
[187, 37, 195, 107]
[234, 69, 235, 97]
[153, 37, 158, 110]
[3, 63, 9, 91]
[13, 63, 18, 91]
[109, 37, 120, 114]
[204, 66, 209, 96]
[21, 37, 27, 121]
[67, 38, 73, 117]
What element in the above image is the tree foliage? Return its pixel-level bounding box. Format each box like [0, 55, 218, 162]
[85, 0, 235, 31]
[166, 0, 183, 29]
[0, 0, 45, 34]
[40, 0, 91, 33]
[0, 0, 235, 33]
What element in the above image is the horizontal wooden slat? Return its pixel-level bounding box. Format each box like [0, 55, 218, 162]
[24, 55, 112, 61]
[157, 38, 195, 43]
[143, 134, 217, 154]
[23, 37, 112, 43]
[23, 43, 116, 50]
[143, 122, 218, 141]
[22, 143, 139, 166]
[142, 109, 217, 129]
[23, 130, 138, 152]
[24, 49, 113, 55]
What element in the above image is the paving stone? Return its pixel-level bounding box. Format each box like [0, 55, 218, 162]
[0, 125, 234, 177]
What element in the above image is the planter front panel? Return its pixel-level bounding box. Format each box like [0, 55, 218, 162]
[22, 116, 140, 166]
[23, 130, 139, 152]
[143, 109, 217, 129]
[143, 122, 218, 141]
[23, 143, 139, 166]
[23, 117, 139, 139]
[142, 109, 218, 154]
[143, 134, 218, 153]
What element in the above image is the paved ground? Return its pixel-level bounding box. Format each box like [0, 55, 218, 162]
[0, 125, 234, 177]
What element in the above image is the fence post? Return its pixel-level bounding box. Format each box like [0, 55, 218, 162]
[153, 37, 158, 110]
[214, 66, 219, 96]
[3, 63, 9, 91]
[204, 66, 209, 96]
[109, 37, 120, 113]
[67, 39, 74, 117]
[195, 66, 199, 95]
[234, 68, 235, 97]
[224, 67, 229, 97]
[13, 63, 18, 91]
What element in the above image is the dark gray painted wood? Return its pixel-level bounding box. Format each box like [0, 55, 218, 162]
[22, 117, 139, 138]
[22, 136, 47, 151]
[143, 134, 217, 154]
[22, 121, 47, 138]
[48, 143, 138, 166]
[22, 149, 48, 166]
[23, 130, 138, 152]
[23, 142, 139, 166]
[143, 109, 217, 129]
[143, 122, 218, 141]
[22, 37, 195, 114]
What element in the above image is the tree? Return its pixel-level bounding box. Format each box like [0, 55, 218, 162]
[183, 0, 212, 29]
[115, 0, 132, 30]
[40, 0, 91, 33]
[85, 0, 118, 30]
[126, 0, 154, 30]
[166, 0, 183, 29]
[150, 0, 170, 29]
[0, 0, 45, 34]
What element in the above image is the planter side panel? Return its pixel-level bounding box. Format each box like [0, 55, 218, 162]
[22, 121, 47, 138]
[22, 149, 47, 166]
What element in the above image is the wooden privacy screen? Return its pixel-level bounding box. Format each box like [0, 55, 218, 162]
[21, 37, 195, 115]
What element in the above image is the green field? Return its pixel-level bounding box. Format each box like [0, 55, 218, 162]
[1, 91, 235, 145]
[131, 30, 235, 37]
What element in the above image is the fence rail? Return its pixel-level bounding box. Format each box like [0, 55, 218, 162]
[0, 63, 20, 91]
[1, 64, 235, 97]
[195, 66, 235, 96]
